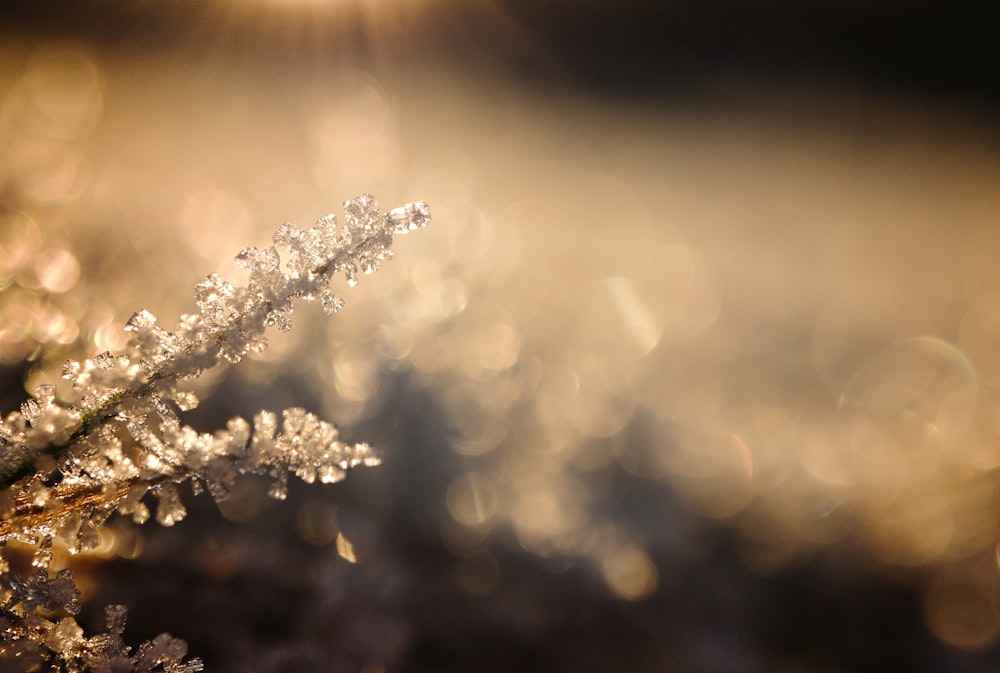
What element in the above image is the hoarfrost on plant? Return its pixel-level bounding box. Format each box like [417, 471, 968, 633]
[0, 195, 429, 672]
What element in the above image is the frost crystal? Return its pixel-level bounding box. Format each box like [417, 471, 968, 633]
[124, 309, 158, 332]
[321, 288, 346, 316]
[61, 359, 81, 380]
[35, 384, 57, 407]
[343, 193, 381, 240]
[388, 200, 432, 233]
[173, 391, 199, 411]
[94, 351, 115, 371]
[153, 483, 186, 526]
[20, 398, 41, 426]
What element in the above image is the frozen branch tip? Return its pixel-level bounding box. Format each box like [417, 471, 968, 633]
[2, 194, 429, 531]
[0, 195, 428, 671]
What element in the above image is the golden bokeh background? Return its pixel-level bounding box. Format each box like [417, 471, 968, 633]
[2, 1, 999, 670]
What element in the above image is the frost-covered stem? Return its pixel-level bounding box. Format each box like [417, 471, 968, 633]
[0, 196, 429, 493]
[0, 479, 135, 540]
[1, 388, 132, 489]
[0, 409, 379, 540]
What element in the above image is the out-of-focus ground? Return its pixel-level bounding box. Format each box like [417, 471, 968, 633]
[2, 1, 1000, 671]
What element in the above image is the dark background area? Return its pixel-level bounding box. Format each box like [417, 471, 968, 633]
[81, 378, 1000, 673]
[1, 0, 997, 104]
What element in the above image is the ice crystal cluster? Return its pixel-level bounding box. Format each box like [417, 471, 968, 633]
[0, 195, 429, 670]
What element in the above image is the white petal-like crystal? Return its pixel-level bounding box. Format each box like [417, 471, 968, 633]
[61, 359, 81, 380]
[388, 201, 432, 233]
[320, 289, 345, 316]
[20, 399, 41, 425]
[124, 309, 158, 332]
[152, 483, 186, 526]
[343, 193, 381, 238]
[173, 391, 199, 411]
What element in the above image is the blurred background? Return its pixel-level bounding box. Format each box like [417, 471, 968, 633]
[1, 1, 999, 671]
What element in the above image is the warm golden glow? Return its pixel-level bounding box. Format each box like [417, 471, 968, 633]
[3, 8, 1000, 651]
